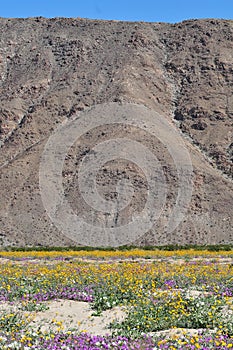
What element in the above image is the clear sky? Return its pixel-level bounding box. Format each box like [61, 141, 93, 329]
[0, 0, 233, 23]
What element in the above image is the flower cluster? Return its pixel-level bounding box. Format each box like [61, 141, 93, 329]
[0, 249, 233, 349]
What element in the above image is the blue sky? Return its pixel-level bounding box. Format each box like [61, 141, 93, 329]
[0, 0, 233, 23]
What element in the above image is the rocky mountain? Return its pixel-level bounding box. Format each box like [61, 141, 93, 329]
[0, 17, 232, 247]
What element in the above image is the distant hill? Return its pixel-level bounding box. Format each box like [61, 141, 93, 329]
[0, 18, 232, 246]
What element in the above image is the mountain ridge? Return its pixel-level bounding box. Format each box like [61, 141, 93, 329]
[0, 17, 232, 246]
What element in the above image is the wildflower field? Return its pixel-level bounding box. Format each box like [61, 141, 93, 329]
[0, 248, 233, 349]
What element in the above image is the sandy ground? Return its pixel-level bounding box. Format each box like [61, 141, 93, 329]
[1, 256, 233, 266]
[30, 300, 126, 335]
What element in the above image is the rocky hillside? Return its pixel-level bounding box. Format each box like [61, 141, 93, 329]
[0, 17, 232, 247]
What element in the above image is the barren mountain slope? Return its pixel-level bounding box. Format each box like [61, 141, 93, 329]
[0, 18, 232, 247]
